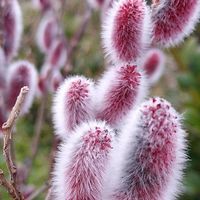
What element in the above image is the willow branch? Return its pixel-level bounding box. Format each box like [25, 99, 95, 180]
[0, 169, 20, 199]
[45, 188, 53, 200]
[1, 86, 29, 200]
[27, 181, 50, 200]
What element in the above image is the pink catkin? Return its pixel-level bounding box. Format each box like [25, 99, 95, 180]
[40, 0, 51, 10]
[53, 121, 114, 200]
[37, 63, 51, 94]
[46, 38, 67, 69]
[44, 21, 55, 49]
[66, 80, 90, 130]
[102, 0, 151, 64]
[102, 0, 114, 12]
[2, 0, 22, 61]
[6, 65, 30, 110]
[95, 65, 146, 127]
[36, 13, 60, 53]
[107, 97, 186, 200]
[6, 61, 37, 114]
[50, 70, 64, 92]
[144, 52, 159, 75]
[142, 48, 165, 85]
[152, 0, 200, 47]
[88, 0, 106, 9]
[52, 76, 95, 140]
[35, 0, 51, 11]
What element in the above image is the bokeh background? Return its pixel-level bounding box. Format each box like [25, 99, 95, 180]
[0, 0, 200, 199]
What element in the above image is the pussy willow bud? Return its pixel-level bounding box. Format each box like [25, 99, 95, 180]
[52, 76, 95, 140]
[36, 12, 60, 53]
[95, 65, 147, 128]
[6, 61, 38, 114]
[105, 97, 187, 200]
[45, 38, 67, 69]
[152, 0, 200, 47]
[2, 0, 23, 61]
[142, 48, 165, 85]
[102, 0, 151, 64]
[52, 121, 114, 200]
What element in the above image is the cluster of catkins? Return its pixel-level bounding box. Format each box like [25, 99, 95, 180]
[0, 0, 37, 135]
[51, 0, 200, 199]
[0, 0, 67, 136]
[34, 0, 67, 95]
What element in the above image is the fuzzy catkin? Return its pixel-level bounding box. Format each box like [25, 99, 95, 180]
[6, 61, 38, 114]
[105, 97, 186, 200]
[152, 0, 200, 47]
[95, 65, 147, 128]
[102, 0, 151, 64]
[52, 76, 95, 140]
[52, 121, 114, 200]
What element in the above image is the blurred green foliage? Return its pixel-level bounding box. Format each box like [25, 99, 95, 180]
[0, 1, 200, 199]
[172, 37, 200, 200]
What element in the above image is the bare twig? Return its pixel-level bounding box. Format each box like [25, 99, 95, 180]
[45, 188, 53, 200]
[31, 94, 47, 160]
[0, 86, 29, 200]
[0, 169, 20, 199]
[27, 182, 50, 200]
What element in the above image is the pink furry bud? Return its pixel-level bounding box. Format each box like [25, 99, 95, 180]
[38, 75, 47, 95]
[95, 65, 147, 127]
[88, 0, 106, 9]
[36, 12, 60, 53]
[105, 97, 186, 200]
[152, 0, 200, 47]
[46, 38, 67, 69]
[142, 48, 165, 85]
[101, 0, 114, 16]
[52, 121, 114, 200]
[37, 63, 51, 94]
[50, 70, 64, 92]
[52, 76, 95, 140]
[102, 0, 151, 64]
[6, 61, 38, 114]
[2, 0, 23, 61]
[32, 0, 52, 11]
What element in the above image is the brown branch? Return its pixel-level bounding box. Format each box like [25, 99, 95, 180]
[31, 94, 47, 160]
[1, 86, 29, 200]
[45, 188, 53, 200]
[0, 169, 20, 199]
[27, 182, 50, 200]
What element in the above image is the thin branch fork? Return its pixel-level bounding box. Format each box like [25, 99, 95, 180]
[0, 169, 20, 199]
[0, 86, 29, 200]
